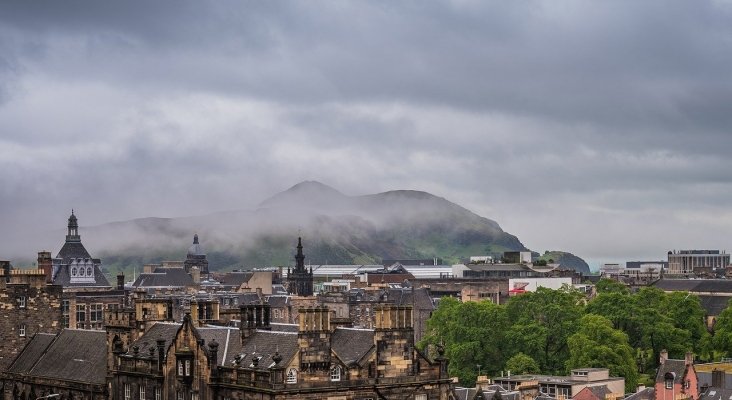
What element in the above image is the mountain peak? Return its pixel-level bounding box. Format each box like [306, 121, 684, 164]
[258, 181, 348, 209]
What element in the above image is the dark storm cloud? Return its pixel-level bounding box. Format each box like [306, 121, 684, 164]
[1, 0, 731, 265]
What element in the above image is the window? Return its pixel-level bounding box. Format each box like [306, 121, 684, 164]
[665, 379, 674, 390]
[62, 300, 70, 328]
[90, 303, 104, 326]
[154, 388, 160, 400]
[178, 361, 184, 375]
[18, 296, 26, 308]
[191, 393, 198, 400]
[124, 384, 131, 400]
[86, 267, 93, 276]
[19, 324, 26, 337]
[330, 365, 341, 381]
[76, 304, 86, 328]
[684, 380, 691, 389]
[176, 392, 183, 400]
[139, 385, 145, 400]
[72, 267, 77, 276]
[286, 368, 298, 384]
[415, 395, 428, 400]
[79, 267, 85, 276]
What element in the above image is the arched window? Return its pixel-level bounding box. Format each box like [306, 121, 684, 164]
[79, 268, 85, 276]
[330, 365, 341, 381]
[71, 267, 77, 277]
[86, 267, 92, 276]
[665, 372, 675, 389]
[286, 368, 297, 384]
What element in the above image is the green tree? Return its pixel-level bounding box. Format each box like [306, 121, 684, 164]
[595, 278, 630, 294]
[712, 299, 732, 357]
[666, 291, 711, 360]
[419, 298, 509, 387]
[505, 352, 540, 375]
[505, 287, 585, 373]
[566, 314, 639, 392]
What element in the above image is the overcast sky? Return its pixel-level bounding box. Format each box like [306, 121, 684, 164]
[2, 1, 732, 268]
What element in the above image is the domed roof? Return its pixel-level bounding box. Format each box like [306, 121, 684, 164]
[187, 234, 205, 256]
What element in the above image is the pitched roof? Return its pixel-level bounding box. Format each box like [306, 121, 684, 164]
[267, 295, 291, 307]
[132, 268, 193, 288]
[127, 322, 182, 356]
[657, 359, 690, 384]
[56, 241, 92, 261]
[7, 333, 57, 374]
[699, 296, 732, 316]
[218, 272, 254, 287]
[331, 328, 375, 366]
[623, 387, 655, 400]
[653, 279, 732, 294]
[9, 330, 107, 385]
[702, 388, 732, 400]
[231, 330, 299, 370]
[198, 327, 242, 365]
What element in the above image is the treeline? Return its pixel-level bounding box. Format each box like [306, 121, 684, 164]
[419, 279, 721, 391]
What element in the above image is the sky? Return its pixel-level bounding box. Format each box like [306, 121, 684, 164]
[1, 1, 732, 268]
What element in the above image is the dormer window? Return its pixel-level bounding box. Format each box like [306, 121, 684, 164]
[176, 349, 194, 383]
[79, 267, 85, 276]
[330, 365, 341, 381]
[87, 267, 93, 276]
[664, 372, 675, 389]
[286, 368, 298, 384]
[72, 267, 77, 276]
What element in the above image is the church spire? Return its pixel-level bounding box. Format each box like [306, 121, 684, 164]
[295, 237, 305, 271]
[66, 210, 80, 243]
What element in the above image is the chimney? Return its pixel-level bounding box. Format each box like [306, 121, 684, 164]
[685, 351, 694, 366]
[1, 261, 10, 283]
[208, 339, 219, 369]
[712, 369, 725, 389]
[191, 266, 201, 285]
[117, 273, 125, 290]
[659, 349, 668, 365]
[240, 305, 255, 341]
[38, 252, 53, 283]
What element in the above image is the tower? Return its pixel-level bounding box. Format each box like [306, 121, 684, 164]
[184, 233, 209, 277]
[66, 210, 81, 243]
[286, 237, 313, 296]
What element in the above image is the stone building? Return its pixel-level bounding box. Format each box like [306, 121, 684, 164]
[286, 238, 313, 297]
[0, 264, 62, 371]
[109, 304, 454, 400]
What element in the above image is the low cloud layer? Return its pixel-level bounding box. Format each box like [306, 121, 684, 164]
[2, 1, 732, 267]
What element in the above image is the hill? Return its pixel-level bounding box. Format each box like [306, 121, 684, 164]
[34, 181, 589, 275]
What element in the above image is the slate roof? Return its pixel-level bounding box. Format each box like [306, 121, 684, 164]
[656, 360, 689, 384]
[238, 292, 262, 305]
[132, 268, 193, 288]
[52, 264, 111, 288]
[127, 322, 182, 355]
[699, 296, 732, 316]
[219, 272, 254, 287]
[267, 295, 291, 307]
[623, 387, 655, 400]
[653, 280, 732, 294]
[702, 388, 732, 400]
[56, 241, 92, 261]
[331, 328, 375, 366]
[270, 323, 298, 333]
[199, 327, 243, 366]
[231, 330, 299, 370]
[8, 330, 107, 385]
[7, 334, 56, 374]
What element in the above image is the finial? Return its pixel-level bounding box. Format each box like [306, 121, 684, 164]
[193, 234, 199, 244]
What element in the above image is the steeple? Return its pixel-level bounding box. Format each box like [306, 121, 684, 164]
[66, 209, 81, 243]
[295, 237, 305, 271]
[193, 234, 199, 245]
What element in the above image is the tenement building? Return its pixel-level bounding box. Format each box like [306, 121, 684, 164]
[0, 263, 62, 371]
[110, 304, 453, 400]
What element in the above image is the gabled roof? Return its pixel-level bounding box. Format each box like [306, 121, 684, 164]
[8, 330, 106, 385]
[331, 328, 375, 366]
[127, 322, 182, 356]
[657, 359, 691, 384]
[218, 272, 254, 287]
[699, 296, 732, 316]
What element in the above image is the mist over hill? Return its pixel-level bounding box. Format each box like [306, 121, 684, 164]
[14, 181, 590, 275]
